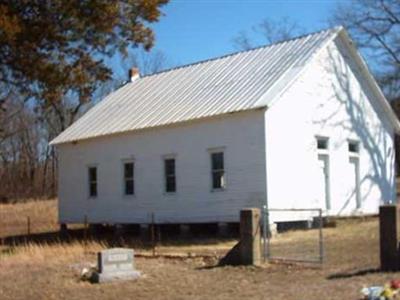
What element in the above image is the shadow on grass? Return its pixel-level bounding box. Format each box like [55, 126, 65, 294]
[0, 225, 238, 251]
[327, 268, 382, 279]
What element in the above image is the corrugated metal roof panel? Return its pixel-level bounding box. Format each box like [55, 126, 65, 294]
[51, 27, 342, 145]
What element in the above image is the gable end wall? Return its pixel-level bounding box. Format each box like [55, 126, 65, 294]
[264, 36, 396, 219]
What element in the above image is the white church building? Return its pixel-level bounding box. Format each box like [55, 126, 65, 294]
[51, 27, 400, 226]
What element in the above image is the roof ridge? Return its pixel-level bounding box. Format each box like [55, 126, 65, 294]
[51, 25, 344, 145]
[140, 26, 343, 79]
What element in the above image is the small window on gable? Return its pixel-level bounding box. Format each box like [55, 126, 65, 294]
[164, 158, 176, 193]
[211, 151, 225, 190]
[317, 138, 328, 150]
[348, 141, 359, 153]
[88, 166, 97, 197]
[124, 161, 134, 195]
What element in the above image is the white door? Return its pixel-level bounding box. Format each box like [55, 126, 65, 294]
[349, 156, 361, 210]
[317, 154, 330, 210]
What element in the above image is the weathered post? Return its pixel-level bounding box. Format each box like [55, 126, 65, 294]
[84, 215, 88, 255]
[379, 205, 400, 271]
[240, 208, 261, 265]
[60, 223, 68, 237]
[27, 216, 31, 237]
[151, 213, 156, 256]
[219, 208, 262, 266]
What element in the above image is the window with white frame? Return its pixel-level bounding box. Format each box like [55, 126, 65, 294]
[211, 151, 225, 189]
[164, 158, 176, 193]
[348, 141, 359, 153]
[123, 161, 134, 195]
[88, 166, 97, 197]
[316, 137, 329, 150]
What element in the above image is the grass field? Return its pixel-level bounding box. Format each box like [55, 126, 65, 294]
[0, 199, 58, 237]
[0, 200, 398, 299]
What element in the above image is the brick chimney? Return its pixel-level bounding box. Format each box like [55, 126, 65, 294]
[129, 67, 140, 82]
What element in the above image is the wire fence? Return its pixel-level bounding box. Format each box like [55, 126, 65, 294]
[0, 200, 59, 244]
[0, 216, 61, 237]
[262, 207, 324, 265]
[0, 204, 179, 257]
[0, 200, 324, 265]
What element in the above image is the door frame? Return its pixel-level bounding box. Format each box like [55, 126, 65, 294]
[349, 155, 361, 209]
[318, 153, 331, 211]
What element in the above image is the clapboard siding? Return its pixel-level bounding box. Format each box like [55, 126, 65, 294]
[58, 109, 267, 224]
[57, 29, 398, 225]
[265, 35, 395, 220]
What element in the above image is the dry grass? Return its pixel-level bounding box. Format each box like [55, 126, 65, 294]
[0, 199, 58, 237]
[0, 200, 397, 300]
[268, 217, 378, 265]
[0, 241, 103, 266]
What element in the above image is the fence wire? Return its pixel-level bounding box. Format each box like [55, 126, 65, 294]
[262, 207, 324, 264]
[0, 203, 58, 239]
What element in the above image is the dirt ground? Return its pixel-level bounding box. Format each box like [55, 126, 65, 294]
[0, 206, 398, 300]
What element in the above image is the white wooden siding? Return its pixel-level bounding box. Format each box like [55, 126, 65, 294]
[265, 36, 395, 221]
[58, 110, 267, 224]
[57, 30, 397, 225]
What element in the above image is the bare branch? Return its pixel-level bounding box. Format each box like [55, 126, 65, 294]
[232, 17, 304, 51]
[331, 0, 400, 99]
[232, 31, 253, 51]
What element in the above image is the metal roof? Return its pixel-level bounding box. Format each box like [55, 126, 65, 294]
[51, 27, 342, 145]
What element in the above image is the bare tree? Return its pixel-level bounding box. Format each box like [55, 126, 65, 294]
[39, 48, 169, 141]
[256, 17, 304, 45]
[232, 31, 254, 51]
[331, 0, 400, 99]
[97, 48, 169, 101]
[0, 47, 169, 202]
[116, 48, 168, 80]
[233, 17, 305, 51]
[0, 97, 45, 201]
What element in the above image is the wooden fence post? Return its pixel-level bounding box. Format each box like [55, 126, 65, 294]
[379, 205, 400, 271]
[151, 213, 156, 256]
[27, 216, 31, 237]
[240, 208, 261, 266]
[84, 215, 88, 255]
[219, 208, 261, 266]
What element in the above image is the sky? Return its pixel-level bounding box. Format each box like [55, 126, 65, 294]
[149, 0, 342, 69]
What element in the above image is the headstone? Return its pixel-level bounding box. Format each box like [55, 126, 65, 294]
[93, 248, 141, 283]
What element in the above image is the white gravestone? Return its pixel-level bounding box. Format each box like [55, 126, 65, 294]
[93, 248, 141, 283]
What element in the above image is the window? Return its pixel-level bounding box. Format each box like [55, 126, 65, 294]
[317, 138, 328, 150]
[88, 166, 97, 197]
[124, 162, 134, 195]
[164, 158, 176, 193]
[348, 141, 359, 153]
[211, 152, 225, 189]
